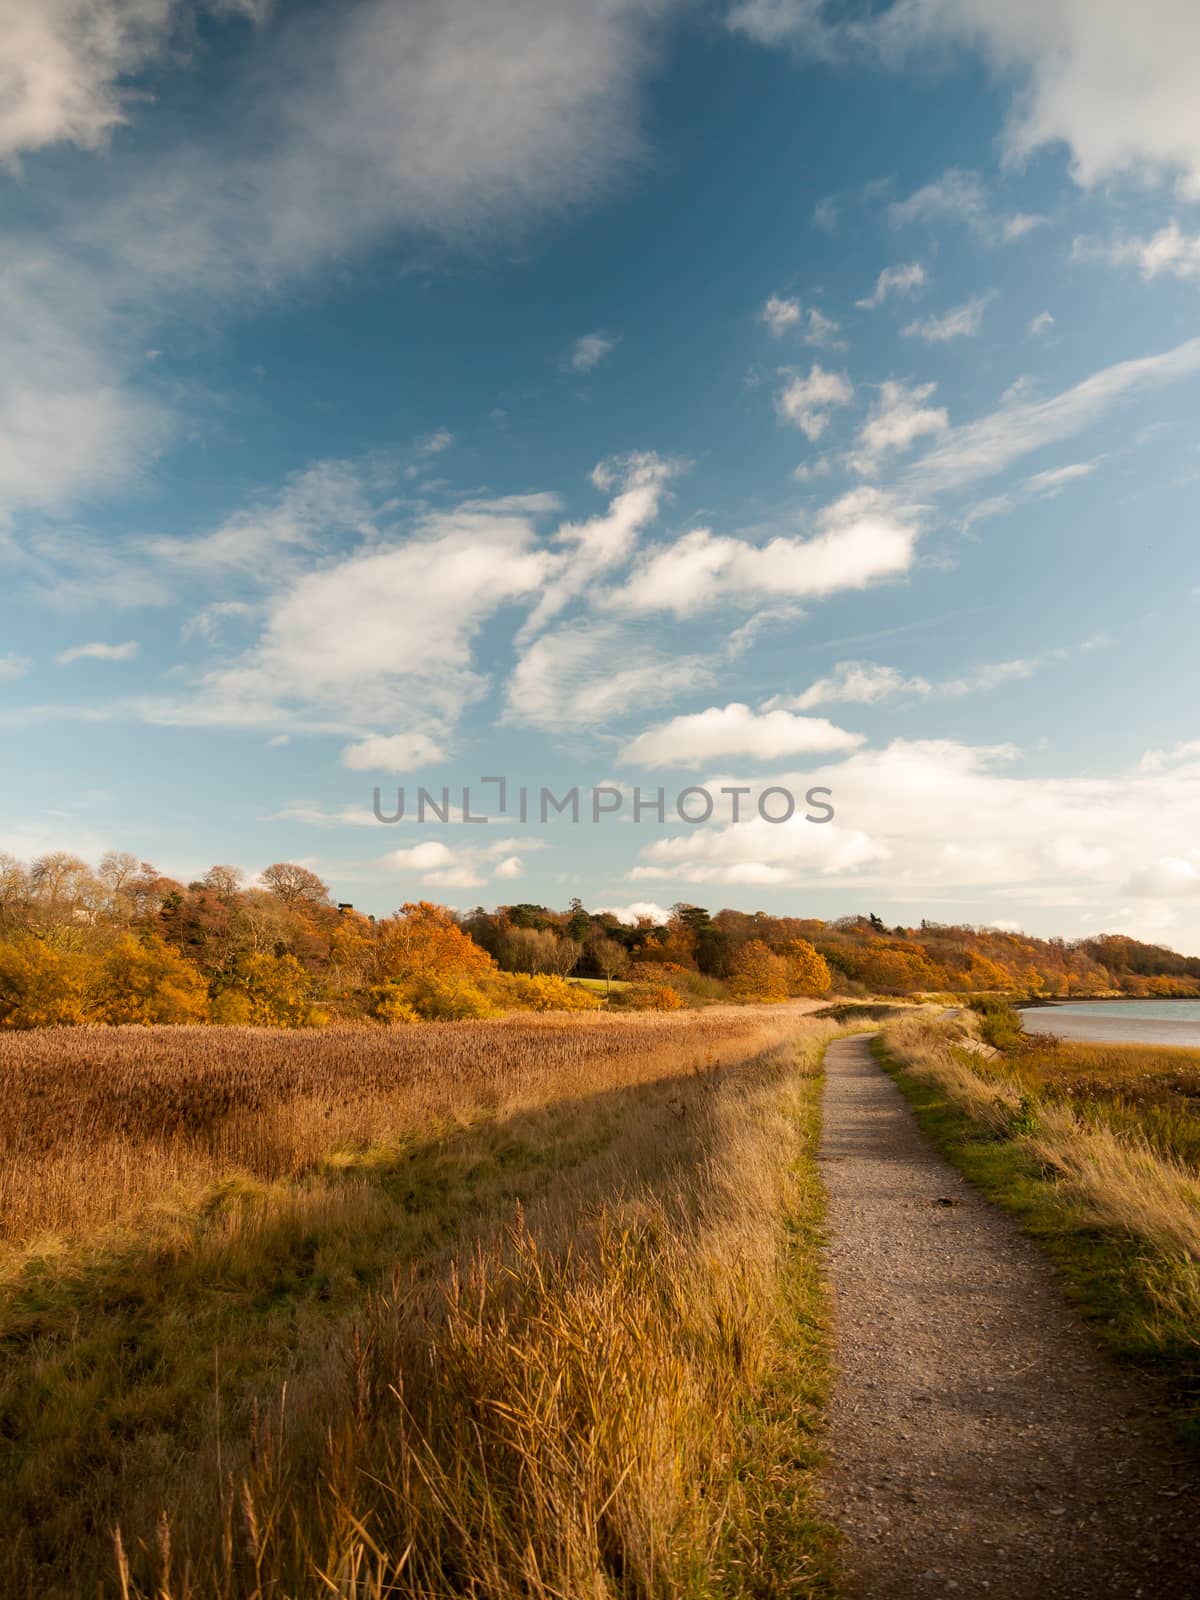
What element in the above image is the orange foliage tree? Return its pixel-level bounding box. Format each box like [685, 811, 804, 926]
[730, 940, 790, 1003]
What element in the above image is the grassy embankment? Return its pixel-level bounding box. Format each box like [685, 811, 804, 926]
[877, 1003, 1200, 1446]
[0, 1010, 854, 1599]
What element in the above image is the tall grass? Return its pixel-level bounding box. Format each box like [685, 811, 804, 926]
[0, 1009, 808, 1251]
[1, 1010, 845, 1598]
[879, 1012, 1200, 1441]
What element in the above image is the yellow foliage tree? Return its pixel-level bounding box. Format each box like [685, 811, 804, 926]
[0, 937, 96, 1028]
[781, 938, 832, 996]
[730, 940, 790, 1003]
[97, 935, 208, 1025]
[213, 952, 321, 1027]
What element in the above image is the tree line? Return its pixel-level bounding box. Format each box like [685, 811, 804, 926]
[0, 850, 1194, 1029]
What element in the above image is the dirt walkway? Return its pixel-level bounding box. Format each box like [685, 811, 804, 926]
[818, 1034, 1199, 1599]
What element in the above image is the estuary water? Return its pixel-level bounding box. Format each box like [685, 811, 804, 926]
[1017, 998, 1200, 1047]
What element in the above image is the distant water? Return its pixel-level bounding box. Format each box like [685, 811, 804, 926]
[1018, 999, 1200, 1047]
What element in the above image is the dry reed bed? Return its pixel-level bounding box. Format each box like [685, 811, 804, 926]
[0, 1010, 806, 1248]
[114, 1030, 836, 1599]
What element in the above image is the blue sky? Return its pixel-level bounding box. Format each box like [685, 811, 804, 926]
[2, 0, 1200, 943]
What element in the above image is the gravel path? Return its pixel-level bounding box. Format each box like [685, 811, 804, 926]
[818, 1034, 1199, 1599]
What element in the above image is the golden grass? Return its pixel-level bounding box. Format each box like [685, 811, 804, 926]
[1, 1008, 847, 1598]
[0, 1008, 815, 1253]
[883, 1012, 1200, 1278]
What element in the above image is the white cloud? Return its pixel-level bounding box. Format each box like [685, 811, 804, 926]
[506, 621, 712, 731]
[856, 261, 927, 309]
[519, 451, 682, 641]
[775, 661, 933, 710]
[593, 900, 671, 923]
[776, 363, 854, 439]
[903, 292, 994, 343]
[0, 0, 669, 526]
[812, 196, 838, 231]
[805, 307, 843, 346]
[57, 639, 138, 665]
[905, 334, 1200, 493]
[762, 296, 842, 345]
[614, 488, 921, 617]
[416, 428, 455, 454]
[181, 600, 259, 644]
[157, 491, 556, 741]
[1123, 856, 1200, 898]
[1000, 212, 1046, 241]
[730, 2, 1200, 199]
[1026, 310, 1055, 338]
[889, 168, 988, 230]
[777, 651, 1059, 710]
[494, 855, 524, 880]
[619, 702, 864, 767]
[565, 331, 619, 373]
[0, 0, 176, 164]
[761, 294, 802, 335]
[1075, 221, 1200, 282]
[624, 735, 1200, 925]
[848, 380, 948, 474]
[151, 461, 374, 573]
[1023, 460, 1098, 496]
[0, 652, 30, 680]
[341, 733, 449, 772]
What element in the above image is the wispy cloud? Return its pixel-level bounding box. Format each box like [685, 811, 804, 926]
[1074, 221, 1200, 282]
[905, 335, 1200, 494]
[56, 639, 139, 666]
[855, 261, 926, 309]
[903, 292, 995, 343]
[565, 331, 619, 373]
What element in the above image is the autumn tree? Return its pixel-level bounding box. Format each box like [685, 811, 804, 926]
[589, 935, 630, 995]
[98, 935, 208, 1025]
[730, 939, 789, 1003]
[782, 938, 832, 996]
[260, 862, 330, 909]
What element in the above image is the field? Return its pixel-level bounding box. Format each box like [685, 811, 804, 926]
[0, 1006, 850, 1599]
[878, 1011, 1200, 1442]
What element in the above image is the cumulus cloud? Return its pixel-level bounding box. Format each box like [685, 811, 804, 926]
[728, 1, 1200, 198]
[593, 900, 671, 923]
[619, 702, 864, 766]
[624, 735, 1200, 927]
[340, 732, 449, 771]
[776, 364, 854, 439]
